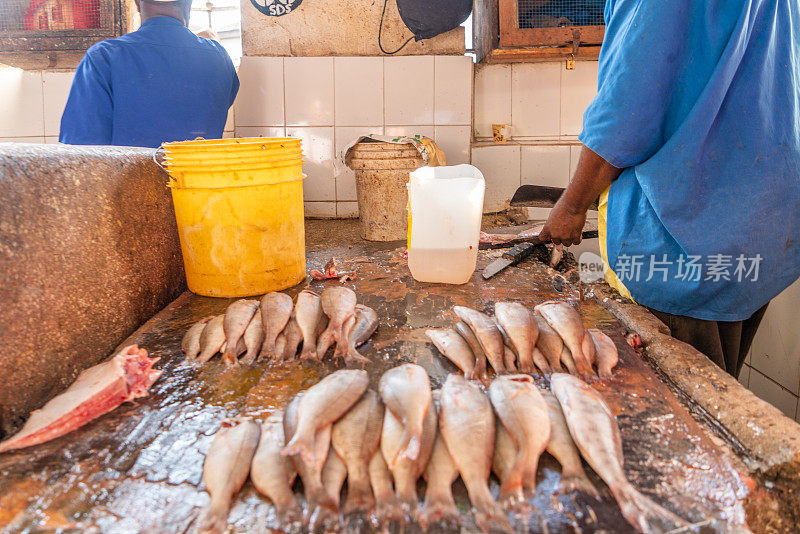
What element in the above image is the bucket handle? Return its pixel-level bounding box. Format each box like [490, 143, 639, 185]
[153, 147, 175, 181]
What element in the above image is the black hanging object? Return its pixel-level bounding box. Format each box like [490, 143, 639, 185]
[396, 0, 473, 40]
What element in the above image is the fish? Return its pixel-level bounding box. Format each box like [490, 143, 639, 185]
[250, 418, 302, 524]
[534, 310, 568, 374]
[0, 346, 161, 454]
[283, 395, 337, 517]
[196, 417, 261, 534]
[453, 306, 507, 374]
[282, 369, 369, 465]
[280, 311, 303, 361]
[368, 449, 396, 522]
[331, 390, 385, 513]
[315, 314, 335, 360]
[439, 374, 511, 532]
[296, 290, 325, 361]
[378, 363, 432, 464]
[426, 328, 476, 379]
[321, 448, 348, 509]
[380, 399, 437, 518]
[550, 374, 690, 533]
[589, 329, 619, 379]
[487, 375, 550, 502]
[258, 292, 294, 361]
[240, 310, 265, 365]
[534, 301, 595, 377]
[183, 317, 211, 361]
[549, 244, 564, 268]
[540, 390, 598, 496]
[492, 421, 517, 487]
[455, 320, 488, 378]
[318, 287, 358, 359]
[197, 315, 226, 363]
[421, 391, 460, 529]
[495, 302, 543, 374]
[221, 299, 259, 366]
[503, 343, 518, 372]
[343, 304, 379, 365]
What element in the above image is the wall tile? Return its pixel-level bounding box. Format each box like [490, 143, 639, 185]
[334, 125, 384, 202]
[337, 201, 359, 218]
[384, 56, 434, 125]
[304, 202, 337, 218]
[474, 64, 511, 139]
[42, 71, 74, 137]
[225, 105, 235, 132]
[560, 61, 598, 136]
[235, 126, 286, 138]
[285, 57, 334, 126]
[511, 63, 560, 137]
[0, 69, 44, 138]
[749, 277, 800, 394]
[525, 207, 552, 221]
[434, 56, 472, 125]
[286, 127, 335, 201]
[471, 144, 521, 213]
[738, 365, 751, 388]
[569, 144, 582, 178]
[434, 125, 471, 165]
[334, 57, 383, 126]
[222, 131, 234, 139]
[749, 369, 798, 419]
[235, 57, 284, 127]
[384, 125, 435, 139]
[0, 137, 45, 143]
[521, 145, 571, 188]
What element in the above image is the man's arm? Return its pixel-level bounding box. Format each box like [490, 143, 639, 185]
[538, 145, 623, 246]
[59, 52, 113, 145]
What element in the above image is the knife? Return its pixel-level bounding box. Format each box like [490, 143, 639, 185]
[482, 242, 538, 279]
[510, 185, 599, 210]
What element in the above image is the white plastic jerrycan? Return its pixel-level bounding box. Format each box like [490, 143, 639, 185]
[407, 164, 486, 284]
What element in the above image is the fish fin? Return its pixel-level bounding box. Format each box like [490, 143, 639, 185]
[281, 433, 315, 465]
[498, 450, 527, 501]
[308, 502, 340, 533]
[472, 500, 512, 533]
[419, 498, 460, 531]
[343, 478, 375, 514]
[558, 471, 600, 498]
[615, 483, 690, 533]
[195, 500, 229, 534]
[395, 429, 421, 464]
[345, 345, 370, 367]
[532, 348, 552, 375]
[598, 366, 614, 380]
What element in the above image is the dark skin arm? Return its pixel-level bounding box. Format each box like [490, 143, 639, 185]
[538, 145, 623, 246]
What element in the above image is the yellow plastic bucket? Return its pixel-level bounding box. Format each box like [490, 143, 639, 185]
[159, 138, 306, 297]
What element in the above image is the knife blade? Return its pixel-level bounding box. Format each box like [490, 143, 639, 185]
[509, 185, 599, 211]
[482, 242, 538, 279]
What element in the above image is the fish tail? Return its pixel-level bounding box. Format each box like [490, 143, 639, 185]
[499, 450, 527, 501]
[240, 347, 258, 366]
[616, 483, 689, 533]
[345, 345, 370, 367]
[195, 499, 229, 534]
[420, 492, 460, 530]
[557, 467, 599, 497]
[532, 348, 552, 375]
[343, 477, 375, 514]
[598, 365, 614, 380]
[471, 488, 512, 533]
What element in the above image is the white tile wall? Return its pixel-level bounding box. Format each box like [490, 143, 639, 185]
[42, 72, 74, 137]
[569, 144, 582, 177]
[471, 144, 521, 213]
[235, 126, 286, 138]
[474, 64, 512, 139]
[334, 125, 384, 202]
[434, 56, 473, 125]
[235, 56, 284, 127]
[435, 125, 471, 165]
[334, 57, 383, 126]
[304, 201, 337, 219]
[560, 61, 599, 136]
[511, 63, 561, 138]
[521, 145, 571, 188]
[286, 126, 336, 202]
[384, 56, 435, 126]
[337, 201, 359, 219]
[0, 137, 45, 143]
[384, 125, 435, 139]
[284, 57, 334, 126]
[0, 69, 45, 138]
[749, 369, 798, 419]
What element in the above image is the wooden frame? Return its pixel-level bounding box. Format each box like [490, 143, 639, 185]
[497, 0, 604, 52]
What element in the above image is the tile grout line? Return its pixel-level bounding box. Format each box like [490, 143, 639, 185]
[750, 367, 800, 401]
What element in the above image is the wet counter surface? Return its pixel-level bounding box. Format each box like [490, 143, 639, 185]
[0, 244, 752, 533]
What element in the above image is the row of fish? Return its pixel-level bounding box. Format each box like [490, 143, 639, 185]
[426, 300, 619, 380]
[196, 365, 687, 534]
[182, 287, 378, 368]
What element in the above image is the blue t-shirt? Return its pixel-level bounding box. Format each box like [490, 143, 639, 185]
[60, 17, 239, 148]
[581, 0, 800, 321]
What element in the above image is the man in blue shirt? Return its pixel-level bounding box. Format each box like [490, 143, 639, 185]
[540, 0, 800, 377]
[60, 0, 239, 148]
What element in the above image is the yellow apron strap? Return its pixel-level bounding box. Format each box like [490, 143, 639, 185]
[599, 186, 635, 301]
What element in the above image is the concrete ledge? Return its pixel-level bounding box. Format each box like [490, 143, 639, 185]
[0, 144, 186, 436]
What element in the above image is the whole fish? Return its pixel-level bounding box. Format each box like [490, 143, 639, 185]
[492, 421, 516, 487]
[540, 390, 598, 496]
[239, 309, 265, 365]
[589, 329, 619, 379]
[421, 391, 460, 528]
[426, 328, 476, 379]
[439, 374, 511, 532]
[258, 292, 294, 361]
[274, 333, 287, 360]
[379, 364, 432, 464]
[550, 374, 689, 533]
[183, 317, 211, 361]
[221, 299, 259, 366]
[455, 320, 488, 378]
[535, 301, 595, 377]
[197, 315, 226, 363]
[453, 306, 506, 374]
[197, 417, 261, 534]
[380, 400, 437, 518]
[315, 314, 335, 360]
[534, 310, 568, 373]
[321, 448, 348, 509]
[280, 311, 303, 361]
[368, 449, 396, 522]
[488, 375, 550, 502]
[283, 395, 337, 517]
[343, 304, 379, 365]
[332, 390, 385, 513]
[250, 419, 302, 523]
[495, 302, 539, 373]
[318, 287, 358, 358]
[296, 290, 325, 361]
[282, 370, 369, 465]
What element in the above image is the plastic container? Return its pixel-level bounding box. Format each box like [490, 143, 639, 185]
[160, 137, 306, 297]
[406, 165, 485, 284]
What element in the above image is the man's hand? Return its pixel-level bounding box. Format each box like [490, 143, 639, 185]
[539, 198, 587, 246]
